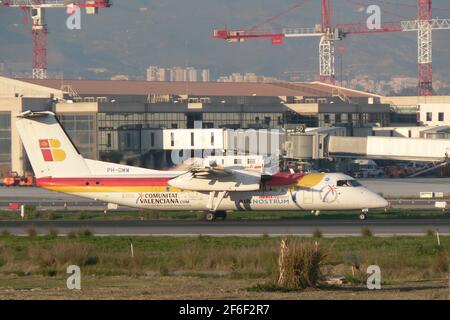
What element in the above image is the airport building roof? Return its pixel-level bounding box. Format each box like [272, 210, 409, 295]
[20, 79, 379, 98]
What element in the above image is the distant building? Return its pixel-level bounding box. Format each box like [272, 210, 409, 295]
[186, 67, 198, 82]
[149, 66, 210, 82]
[110, 75, 129, 81]
[169, 67, 187, 82]
[147, 66, 166, 82]
[201, 69, 210, 82]
[217, 72, 277, 83]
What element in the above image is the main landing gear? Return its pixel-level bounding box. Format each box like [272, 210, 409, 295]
[359, 209, 369, 221]
[204, 211, 227, 222]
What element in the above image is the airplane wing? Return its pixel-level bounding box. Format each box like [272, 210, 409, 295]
[168, 167, 262, 192]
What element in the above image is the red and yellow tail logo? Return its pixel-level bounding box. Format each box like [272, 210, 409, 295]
[39, 139, 66, 162]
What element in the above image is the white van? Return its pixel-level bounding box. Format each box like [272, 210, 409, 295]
[351, 159, 384, 178]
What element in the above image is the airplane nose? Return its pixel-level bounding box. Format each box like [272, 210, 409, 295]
[378, 197, 389, 208]
[372, 193, 389, 208]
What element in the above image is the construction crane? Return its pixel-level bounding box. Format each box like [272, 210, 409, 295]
[213, 0, 450, 96]
[0, 0, 111, 79]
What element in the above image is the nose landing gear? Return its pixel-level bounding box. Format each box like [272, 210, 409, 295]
[359, 209, 369, 220]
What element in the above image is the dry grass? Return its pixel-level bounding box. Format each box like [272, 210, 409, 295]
[76, 228, 92, 237]
[28, 243, 98, 269]
[313, 229, 323, 239]
[26, 225, 37, 237]
[0, 236, 448, 285]
[432, 253, 449, 274]
[0, 230, 10, 237]
[101, 251, 145, 271]
[172, 244, 278, 274]
[277, 239, 327, 289]
[141, 211, 160, 220]
[361, 227, 373, 237]
[47, 228, 58, 238]
[0, 243, 14, 268]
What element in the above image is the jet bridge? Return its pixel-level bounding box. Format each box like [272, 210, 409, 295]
[328, 136, 450, 162]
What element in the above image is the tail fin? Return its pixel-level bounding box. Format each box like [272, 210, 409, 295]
[15, 111, 91, 178]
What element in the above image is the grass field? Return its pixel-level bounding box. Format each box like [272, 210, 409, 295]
[0, 208, 448, 221]
[0, 234, 449, 299]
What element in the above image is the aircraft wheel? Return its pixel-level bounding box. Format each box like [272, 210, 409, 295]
[205, 212, 216, 222]
[359, 213, 367, 220]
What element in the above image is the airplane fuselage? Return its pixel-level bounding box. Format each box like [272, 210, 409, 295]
[36, 172, 388, 212]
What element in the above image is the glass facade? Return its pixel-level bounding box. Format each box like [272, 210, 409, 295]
[97, 112, 187, 159]
[285, 111, 389, 130]
[98, 113, 187, 130]
[0, 112, 11, 177]
[317, 112, 388, 128]
[203, 112, 284, 129]
[285, 112, 318, 127]
[59, 114, 97, 160]
[54, 103, 390, 165]
[96, 111, 285, 160]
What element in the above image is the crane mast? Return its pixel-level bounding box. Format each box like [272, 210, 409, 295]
[319, 0, 335, 84]
[418, 0, 433, 96]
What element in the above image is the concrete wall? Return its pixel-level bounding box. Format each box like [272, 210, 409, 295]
[418, 103, 450, 126]
[55, 102, 99, 113]
[372, 127, 428, 138]
[0, 76, 63, 99]
[381, 95, 450, 106]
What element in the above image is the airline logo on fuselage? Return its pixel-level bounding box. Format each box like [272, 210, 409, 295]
[39, 139, 66, 162]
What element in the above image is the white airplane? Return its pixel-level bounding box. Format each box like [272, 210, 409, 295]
[15, 111, 388, 221]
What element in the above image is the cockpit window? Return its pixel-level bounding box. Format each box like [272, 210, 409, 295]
[337, 180, 362, 187]
[350, 180, 362, 187]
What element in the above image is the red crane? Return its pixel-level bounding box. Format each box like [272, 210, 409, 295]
[0, 1, 111, 79]
[418, 0, 433, 96]
[213, 0, 450, 96]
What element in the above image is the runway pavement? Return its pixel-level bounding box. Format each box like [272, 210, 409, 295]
[1, 218, 450, 236]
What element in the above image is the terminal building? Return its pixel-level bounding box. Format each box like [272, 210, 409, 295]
[0, 75, 449, 177]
